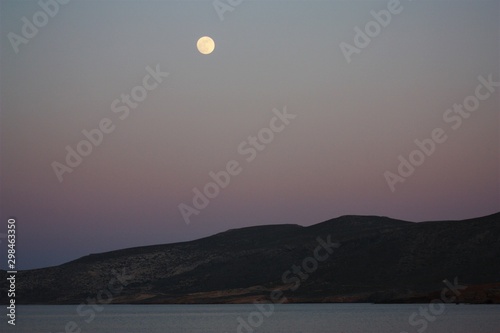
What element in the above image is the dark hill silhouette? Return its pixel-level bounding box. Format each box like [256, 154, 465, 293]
[2, 213, 499, 304]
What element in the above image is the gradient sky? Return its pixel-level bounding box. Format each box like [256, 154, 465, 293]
[1, 0, 499, 269]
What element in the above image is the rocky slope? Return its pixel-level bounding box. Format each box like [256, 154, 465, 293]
[1, 213, 499, 304]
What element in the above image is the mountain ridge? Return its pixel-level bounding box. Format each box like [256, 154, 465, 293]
[1, 212, 499, 304]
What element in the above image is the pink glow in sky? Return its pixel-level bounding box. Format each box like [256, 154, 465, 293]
[0, 0, 498, 269]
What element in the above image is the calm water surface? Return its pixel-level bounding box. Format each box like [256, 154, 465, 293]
[3, 304, 500, 333]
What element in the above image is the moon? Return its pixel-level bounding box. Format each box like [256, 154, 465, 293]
[197, 36, 215, 55]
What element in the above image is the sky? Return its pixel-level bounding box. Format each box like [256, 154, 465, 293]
[0, 0, 499, 269]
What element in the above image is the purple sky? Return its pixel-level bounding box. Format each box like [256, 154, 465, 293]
[1, 0, 499, 269]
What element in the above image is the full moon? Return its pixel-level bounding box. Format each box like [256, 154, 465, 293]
[197, 36, 215, 55]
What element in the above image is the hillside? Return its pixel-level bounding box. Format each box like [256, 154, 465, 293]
[1, 213, 500, 304]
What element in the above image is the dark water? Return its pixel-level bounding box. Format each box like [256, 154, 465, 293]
[3, 304, 500, 333]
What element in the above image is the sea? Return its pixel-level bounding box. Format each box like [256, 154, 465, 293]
[3, 304, 500, 333]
